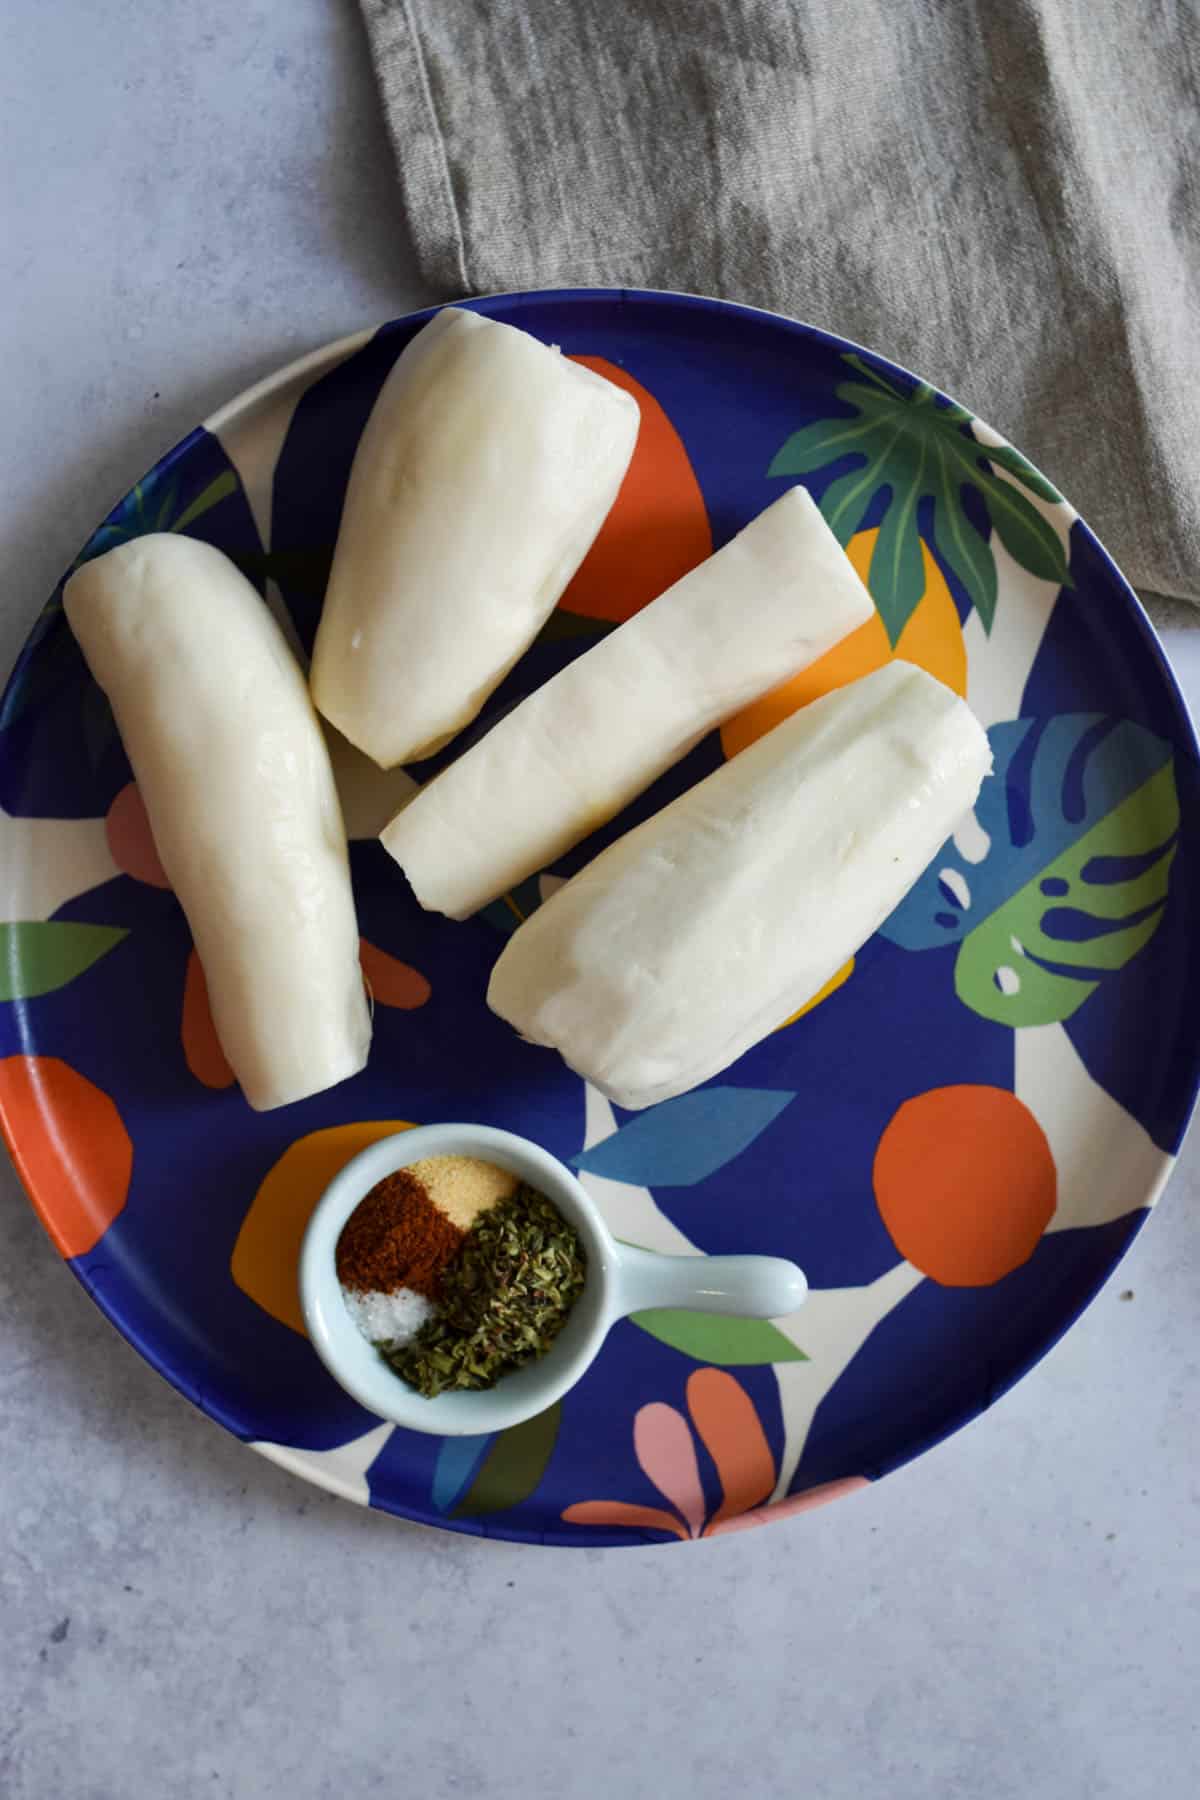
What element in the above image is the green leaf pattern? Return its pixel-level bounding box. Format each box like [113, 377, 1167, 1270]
[630, 1310, 808, 1366]
[0, 921, 129, 1001]
[452, 1402, 562, 1519]
[882, 716, 1179, 1029]
[769, 355, 1070, 643]
[955, 761, 1178, 1026]
[930, 437, 998, 632]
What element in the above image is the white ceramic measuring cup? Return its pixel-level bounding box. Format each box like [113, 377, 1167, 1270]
[300, 1121, 807, 1436]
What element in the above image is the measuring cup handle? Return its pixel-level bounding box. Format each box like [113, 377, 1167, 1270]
[613, 1245, 807, 1320]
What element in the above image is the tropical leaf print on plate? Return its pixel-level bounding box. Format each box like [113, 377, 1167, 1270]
[450, 1403, 562, 1520]
[0, 920, 128, 1000]
[768, 354, 1070, 643]
[573, 1087, 796, 1187]
[3, 290, 1196, 1547]
[76, 467, 239, 568]
[882, 715, 1179, 1027]
[629, 1309, 807, 1366]
[562, 1368, 835, 1541]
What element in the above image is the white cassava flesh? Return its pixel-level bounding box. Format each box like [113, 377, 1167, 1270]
[64, 535, 370, 1111]
[488, 663, 992, 1110]
[381, 486, 875, 918]
[310, 307, 640, 769]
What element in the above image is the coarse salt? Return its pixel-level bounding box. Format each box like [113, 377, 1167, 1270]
[340, 1285, 434, 1348]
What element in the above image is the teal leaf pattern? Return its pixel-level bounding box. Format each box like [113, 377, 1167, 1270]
[0, 922, 129, 1001]
[930, 439, 997, 633]
[981, 468, 1071, 585]
[973, 438, 1063, 505]
[630, 1311, 808, 1365]
[881, 716, 1178, 1028]
[573, 1088, 796, 1187]
[817, 462, 879, 548]
[868, 438, 927, 641]
[768, 356, 1071, 642]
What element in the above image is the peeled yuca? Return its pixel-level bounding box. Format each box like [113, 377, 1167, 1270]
[310, 306, 640, 769]
[64, 535, 370, 1111]
[382, 486, 874, 919]
[488, 663, 992, 1109]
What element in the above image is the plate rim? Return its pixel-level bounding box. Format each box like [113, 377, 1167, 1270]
[3, 283, 1198, 1545]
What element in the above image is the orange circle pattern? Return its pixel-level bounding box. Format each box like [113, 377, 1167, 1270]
[873, 1084, 1057, 1286]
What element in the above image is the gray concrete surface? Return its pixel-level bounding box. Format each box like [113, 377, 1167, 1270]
[2, 5, 1197, 1795]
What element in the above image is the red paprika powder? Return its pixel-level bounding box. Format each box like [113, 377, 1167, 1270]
[335, 1169, 464, 1298]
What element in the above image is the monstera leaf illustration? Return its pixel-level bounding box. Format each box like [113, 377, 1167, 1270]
[768, 356, 1070, 643]
[881, 715, 1179, 1028]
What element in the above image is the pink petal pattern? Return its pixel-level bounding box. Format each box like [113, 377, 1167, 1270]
[706, 1476, 870, 1536]
[633, 1402, 706, 1538]
[561, 1371, 866, 1544]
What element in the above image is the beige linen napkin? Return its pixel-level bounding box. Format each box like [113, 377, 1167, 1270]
[360, 0, 1200, 619]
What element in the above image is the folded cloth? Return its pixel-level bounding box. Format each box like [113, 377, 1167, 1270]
[360, 0, 1199, 612]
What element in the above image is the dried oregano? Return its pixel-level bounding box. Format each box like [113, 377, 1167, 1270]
[382, 1183, 587, 1397]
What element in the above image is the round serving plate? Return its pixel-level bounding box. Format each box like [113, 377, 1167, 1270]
[2, 289, 1196, 1545]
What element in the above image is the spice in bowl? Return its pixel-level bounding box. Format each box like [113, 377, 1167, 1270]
[335, 1153, 586, 1396]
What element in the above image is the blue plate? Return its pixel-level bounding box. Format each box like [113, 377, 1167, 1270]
[2, 289, 1197, 1544]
